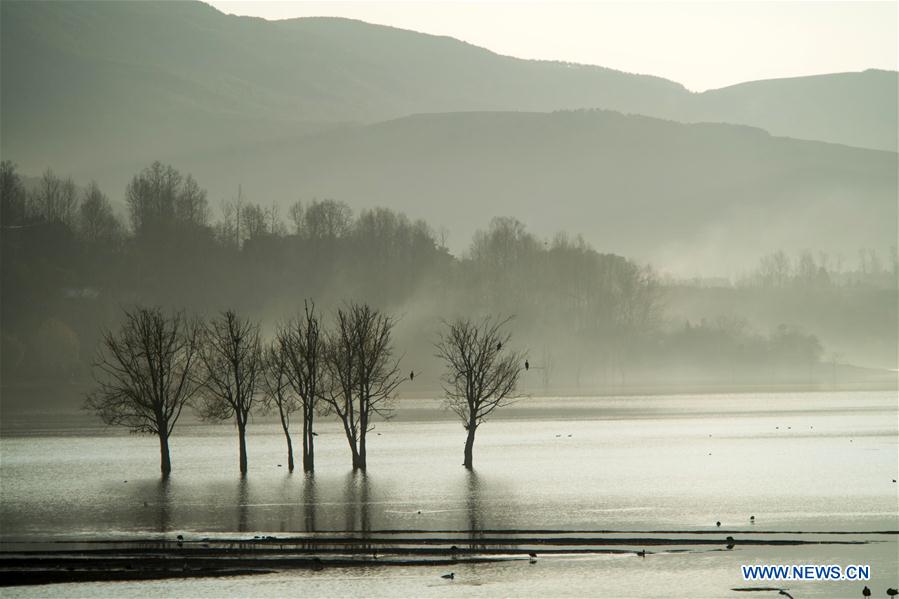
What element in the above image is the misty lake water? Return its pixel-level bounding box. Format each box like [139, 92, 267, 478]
[2, 391, 897, 597]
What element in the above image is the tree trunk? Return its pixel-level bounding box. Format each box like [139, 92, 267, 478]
[356, 399, 368, 471]
[284, 428, 294, 472]
[351, 443, 365, 470]
[339, 414, 360, 471]
[279, 403, 294, 472]
[463, 424, 477, 470]
[358, 427, 367, 471]
[238, 421, 248, 474]
[304, 408, 315, 473]
[158, 432, 172, 477]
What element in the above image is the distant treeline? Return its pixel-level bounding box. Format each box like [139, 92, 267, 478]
[1, 161, 895, 391]
[738, 249, 897, 290]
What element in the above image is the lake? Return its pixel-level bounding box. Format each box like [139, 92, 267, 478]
[1, 391, 897, 597]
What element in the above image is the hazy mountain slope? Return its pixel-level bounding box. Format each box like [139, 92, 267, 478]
[173, 110, 896, 274]
[0, 1, 351, 172]
[0, 0, 683, 173]
[688, 70, 898, 153]
[2, 0, 896, 185]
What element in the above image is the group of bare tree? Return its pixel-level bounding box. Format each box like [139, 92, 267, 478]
[86, 303, 524, 477]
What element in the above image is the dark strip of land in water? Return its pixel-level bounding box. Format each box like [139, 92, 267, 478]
[1, 531, 885, 587]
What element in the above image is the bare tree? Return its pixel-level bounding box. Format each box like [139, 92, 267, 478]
[85, 307, 203, 476]
[29, 169, 79, 228]
[323, 303, 403, 470]
[288, 200, 304, 235]
[79, 181, 122, 245]
[1, 160, 28, 226]
[435, 317, 524, 469]
[304, 199, 352, 241]
[275, 301, 324, 472]
[261, 341, 298, 471]
[198, 310, 263, 474]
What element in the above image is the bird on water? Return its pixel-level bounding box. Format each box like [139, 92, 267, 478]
[716, 521, 721, 527]
[863, 585, 871, 597]
[886, 588, 897, 597]
[441, 573, 455, 580]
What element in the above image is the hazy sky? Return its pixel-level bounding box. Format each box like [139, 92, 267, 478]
[207, 1, 897, 91]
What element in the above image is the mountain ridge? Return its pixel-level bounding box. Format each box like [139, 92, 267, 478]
[2, 0, 895, 172]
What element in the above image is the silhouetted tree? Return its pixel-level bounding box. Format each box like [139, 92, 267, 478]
[303, 199, 352, 241]
[126, 162, 208, 237]
[0, 161, 27, 226]
[30, 169, 78, 227]
[79, 181, 122, 245]
[435, 316, 524, 469]
[241, 203, 268, 242]
[288, 200, 304, 234]
[85, 307, 203, 476]
[276, 301, 324, 472]
[176, 175, 209, 227]
[261, 340, 298, 472]
[198, 310, 263, 474]
[323, 303, 403, 470]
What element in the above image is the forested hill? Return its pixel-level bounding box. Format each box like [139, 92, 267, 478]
[2, 159, 896, 398]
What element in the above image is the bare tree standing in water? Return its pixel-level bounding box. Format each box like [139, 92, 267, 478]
[323, 303, 403, 470]
[435, 316, 524, 469]
[275, 301, 324, 472]
[86, 306, 203, 476]
[198, 310, 263, 475]
[261, 341, 298, 471]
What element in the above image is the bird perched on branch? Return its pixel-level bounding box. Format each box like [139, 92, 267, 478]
[524, 360, 529, 371]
